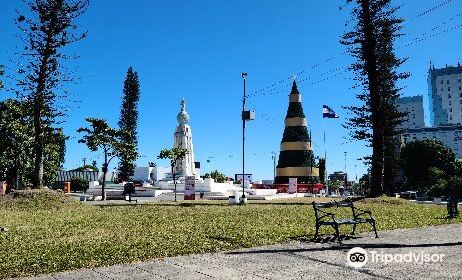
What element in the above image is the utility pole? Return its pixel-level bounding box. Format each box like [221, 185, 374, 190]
[82, 157, 87, 166]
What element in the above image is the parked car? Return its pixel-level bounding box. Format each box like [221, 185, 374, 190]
[398, 191, 417, 200]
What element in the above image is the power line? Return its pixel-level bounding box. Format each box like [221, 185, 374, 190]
[249, 0, 460, 98]
[400, 23, 462, 49]
[409, 11, 462, 39]
[405, 0, 457, 23]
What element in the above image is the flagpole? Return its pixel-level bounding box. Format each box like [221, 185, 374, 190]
[323, 122, 329, 196]
[322, 105, 338, 197]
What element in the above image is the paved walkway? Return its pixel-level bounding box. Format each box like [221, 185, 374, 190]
[16, 224, 462, 280]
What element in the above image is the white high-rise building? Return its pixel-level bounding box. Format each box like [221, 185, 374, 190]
[396, 63, 462, 160]
[396, 96, 425, 129]
[400, 125, 462, 159]
[428, 63, 462, 126]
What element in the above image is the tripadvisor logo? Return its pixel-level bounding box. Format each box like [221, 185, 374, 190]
[347, 247, 368, 268]
[347, 247, 445, 268]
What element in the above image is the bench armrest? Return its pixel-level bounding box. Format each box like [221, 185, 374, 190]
[353, 206, 374, 219]
[316, 208, 337, 221]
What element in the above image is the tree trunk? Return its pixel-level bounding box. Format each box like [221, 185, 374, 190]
[383, 137, 399, 196]
[13, 156, 20, 189]
[370, 130, 384, 196]
[33, 92, 44, 188]
[102, 152, 108, 201]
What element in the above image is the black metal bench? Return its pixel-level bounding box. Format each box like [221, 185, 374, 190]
[312, 200, 378, 241]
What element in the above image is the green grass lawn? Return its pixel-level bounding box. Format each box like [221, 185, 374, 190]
[1, 191, 461, 279]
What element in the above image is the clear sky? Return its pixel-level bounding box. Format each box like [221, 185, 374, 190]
[1, 0, 461, 181]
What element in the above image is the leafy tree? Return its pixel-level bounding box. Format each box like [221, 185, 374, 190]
[157, 148, 188, 202]
[0, 100, 32, 189]
[0, 99, 65, 189]
[341, 0, 409, 197]
[447, 177, 462, 199]
[351, 182, 368, 196]
[427, 179, 447, 199]
[427, 177, 462, 199]
[358, 173, 370, 196]
[77, 118, 133, 200]
[42, 127, 67, 186]
[72, 165, 99, 172]
[449, 161, 462, 178]
[329, 179, 342, 193]
[118, 67, 140, 181]
[203, 170, 227, 183]
[14, 0, 89, 188]
[401, 140, 455, 192]
[425, 167, 445, 188]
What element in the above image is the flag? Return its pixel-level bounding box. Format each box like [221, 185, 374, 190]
[323, 105, 339, 118]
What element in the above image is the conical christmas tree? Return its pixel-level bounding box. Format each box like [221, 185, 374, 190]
[274, 80, 319, 184]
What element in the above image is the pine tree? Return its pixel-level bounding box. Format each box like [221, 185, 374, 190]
[341, 0, 408, 197]
[15, 0, 89, 188]
[117, 67, 140, 181]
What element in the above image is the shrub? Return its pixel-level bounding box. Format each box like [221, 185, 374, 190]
[70, 177, 89, 193]
[447, 177, 462, 199]
[427, 179, 447, 199]
[0, 190, 77, 210]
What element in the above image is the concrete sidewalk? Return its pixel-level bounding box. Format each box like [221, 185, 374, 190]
[15, 224, 462, 280]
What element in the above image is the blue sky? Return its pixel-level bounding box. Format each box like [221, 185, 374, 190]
[1, 0, 462, 181]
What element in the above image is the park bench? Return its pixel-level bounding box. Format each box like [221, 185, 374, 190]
[312, 199, 378, 241]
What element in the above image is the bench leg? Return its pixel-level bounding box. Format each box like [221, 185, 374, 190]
[333, 224, 341, 242]
[371, 220, 378, 238]
[351, 223, 357, 236]
[314, 224, 319, 239]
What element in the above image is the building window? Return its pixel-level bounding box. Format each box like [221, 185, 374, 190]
[448, 87, 451, 91]
[447, 80, 450, 84]
[459, 78, 461, 83]
[441, 80, 444, 84]
[459, 86, 461, 90]
[441, 87, 444, 91]
[448, 94, 452, 98]
[450, 108, 453, 112]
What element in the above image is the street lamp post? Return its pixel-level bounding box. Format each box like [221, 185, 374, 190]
[241, 73, 247, 201]
[240, 73, 255, 203]
[344, 151, 347, 188]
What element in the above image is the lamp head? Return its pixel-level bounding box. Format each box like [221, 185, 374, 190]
[241, 72, 248, 79]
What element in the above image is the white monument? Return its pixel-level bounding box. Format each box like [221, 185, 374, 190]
[173, 98, 197, 179]
[158, 98, 234, 194]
